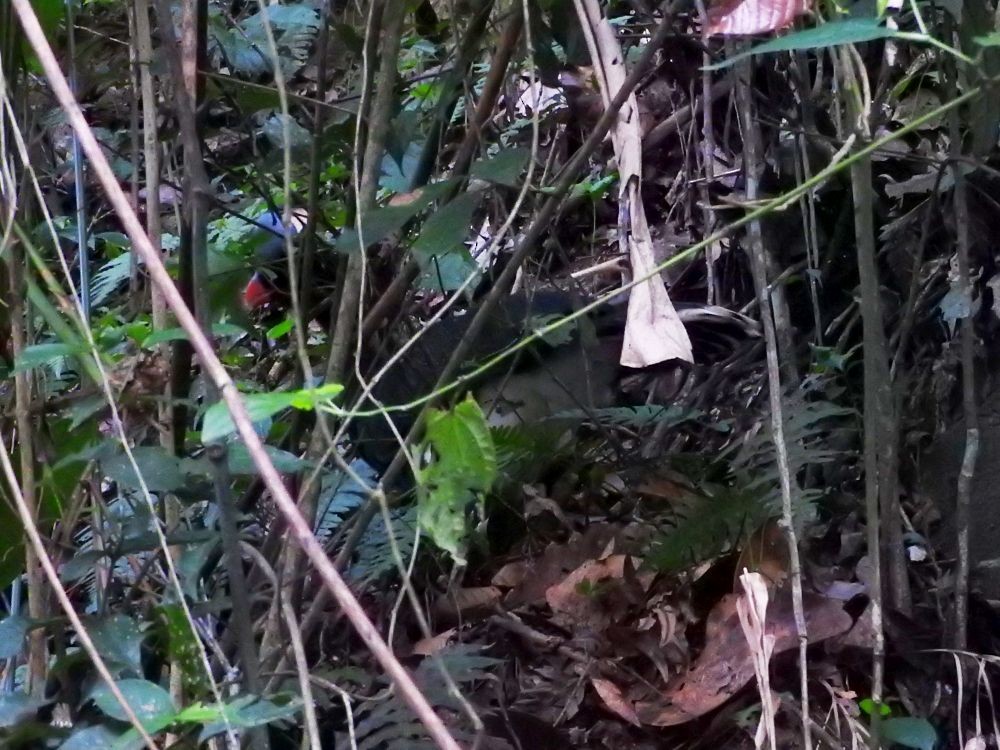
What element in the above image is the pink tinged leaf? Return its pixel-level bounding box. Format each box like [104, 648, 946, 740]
[706, 0, 811, 36]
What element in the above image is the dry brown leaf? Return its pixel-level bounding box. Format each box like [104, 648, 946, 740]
[636, 590, 852, 726]
[735, 519, 791, 590]
[411, 628, 457, 656]
[434, 586, 503, 623]
[492, 560, 530, 589]
[501, 525, 622, 608]
[591, 677, 642, 727]
[545, 555, 653, 630]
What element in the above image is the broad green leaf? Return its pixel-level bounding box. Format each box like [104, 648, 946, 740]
[225, 443, 313, 474]
[0, 615, 29, 659]
[197, 694, 302, 741]
[881, 717, 937, 750]
[705, 19, 901, 70]
[859, 697, 892, 716]
[411, 193, 481, 259]
[335, 180, 454, 254]
[142, 323, 246, 348]
[0, 692, 45, 730]
[158, 604, 208, 695]
[88, 615, 145, 676]
[59, 725, 119, 750]
[102, 446, 187, 492]
[201, 383, 343, 444]
[974, 32, 1000, 46]
[418, 247, 480, 293]
[13, 342, 87, 374]
[412, 193, 482, 292]
[266, 317, 294, 339]
[470, 148, 532, 187]
[418, 397, 497, 562]
[91, 678, 176, 723]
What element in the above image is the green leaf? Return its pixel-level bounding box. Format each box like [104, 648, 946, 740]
[973, 32, 1000, 46]
[142, 323, 246, 348]
[91, 678, 176, 723]
[226, 443, 312, 474]
[418, 397, 497, 563]
[412, 193, 482, 292]
[13, 342, 87, 374]
[705, 18, 901, 70]
[881, 717, 937, 750]
[412, 193, 481, 259]
[0, 615, 29, 659]
[197, 694, 302, 741]
[469, 148, 531, 187]
[59, 725, 120, 750]
[266, 317, 294, 339]
[0, 692, 45, 730]
[335, 180, 454, 254]
[88, 615, 145, 676]
[201, 383, 343, 444]
[158, 604, 208, 696]
[102, 446, 187, 492]
[859, 697, 892, 716]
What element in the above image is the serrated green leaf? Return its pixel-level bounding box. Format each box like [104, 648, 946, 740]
[418, 397, 496, 562]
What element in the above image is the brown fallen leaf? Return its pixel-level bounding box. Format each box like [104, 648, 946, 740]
[635, 589, 852, 726]
[499, 525, 622, 608]
[411, 628, 458, 657]
[545, 555, 653, 631]
[591, 676, 642, 727]
[434, 586, 503, 624]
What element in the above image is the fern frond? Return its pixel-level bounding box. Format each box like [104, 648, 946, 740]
[90, 252, 133, 309]
[351, 644, 501, 750]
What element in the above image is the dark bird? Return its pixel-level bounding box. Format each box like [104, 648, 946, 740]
[240, 220, 760, 473]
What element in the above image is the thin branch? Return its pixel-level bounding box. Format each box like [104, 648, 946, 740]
[734, 52, 811, 750]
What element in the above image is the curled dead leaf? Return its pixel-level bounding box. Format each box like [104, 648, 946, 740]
[591, 677, 641, 727]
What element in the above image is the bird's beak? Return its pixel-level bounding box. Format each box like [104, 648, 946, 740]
[243, 273, 274, 310]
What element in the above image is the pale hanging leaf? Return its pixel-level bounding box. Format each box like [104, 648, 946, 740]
[574, 0, 692, 367]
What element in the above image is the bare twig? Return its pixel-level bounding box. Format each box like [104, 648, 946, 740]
[947, 21, 976, 649]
